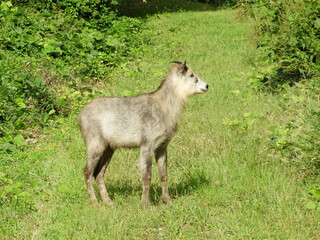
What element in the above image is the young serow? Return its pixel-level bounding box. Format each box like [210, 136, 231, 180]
[78, 61, 208, 207]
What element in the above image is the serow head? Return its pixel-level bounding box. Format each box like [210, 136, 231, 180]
[170, 60, 209, 96]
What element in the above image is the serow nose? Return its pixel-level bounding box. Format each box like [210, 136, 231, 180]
[206, 84, 209, 90]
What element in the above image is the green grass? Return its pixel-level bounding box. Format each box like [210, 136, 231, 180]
[1, 2, 319, 239]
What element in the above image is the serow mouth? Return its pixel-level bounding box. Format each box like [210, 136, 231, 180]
[200, 84, 209, 93]
[200, 88, 208, 93]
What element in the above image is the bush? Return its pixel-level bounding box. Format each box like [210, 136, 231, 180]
[11, 0, 116, 17]
[268, 80, 320, 176]
[240, 0, 320, 87]
[0, 1, 145, 77]
[0, 54, 62, 150]
[197, 0, 238, 7]
[239, 0, 320, 177]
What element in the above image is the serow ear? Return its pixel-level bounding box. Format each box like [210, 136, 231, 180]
[170, 60, 183, 64]
[178, 60, 188, 75]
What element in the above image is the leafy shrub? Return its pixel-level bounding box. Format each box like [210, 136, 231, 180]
[0, 55, 59, 140]
[306, 187, 320, 210]
[223, 112, 260, 132]
[0, 171, 32, 205]
[268, 80, 320, 176]
[0, 2, 145, 78]
[197, 0, 238, 7]
[11, 0, 117, 19]
[240, 0, 320, 87]
[239, 0, 320, 178]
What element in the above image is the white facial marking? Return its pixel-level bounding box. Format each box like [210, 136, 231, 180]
[184, 71, 208, 96]
[171, 65, 208, 99]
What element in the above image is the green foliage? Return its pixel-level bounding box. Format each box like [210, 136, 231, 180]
[223, 112, 259, 132]
[0, 171, 32, 204]
[268, 125, 290, 150]
[268, 80, 320, 176]
[306, 187, 320, 210]
[0, 55, 59, 143]
[240, 0, 320, 179]
[197, 0, 238, 7]
[12, 0, 117, 20]
[0, 1, 145, 79]
[240, 0, 320, 87]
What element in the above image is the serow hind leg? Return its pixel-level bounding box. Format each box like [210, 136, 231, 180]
[94, 148, 114, 206]
[140, 146, 153, 208]
[84, 152, 103, 205]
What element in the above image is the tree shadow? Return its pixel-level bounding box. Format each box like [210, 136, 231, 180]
[113, 0, 219, 18]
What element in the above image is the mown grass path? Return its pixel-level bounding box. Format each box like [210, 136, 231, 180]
[8, 6, 319, 240]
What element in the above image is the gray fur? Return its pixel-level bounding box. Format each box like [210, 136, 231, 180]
[78, 61, 208, 207]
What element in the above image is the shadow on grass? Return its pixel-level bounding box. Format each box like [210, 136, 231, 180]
[113, 0, 220, 18]
[107, 169, 210, 204]
[150, 169, 211, 204]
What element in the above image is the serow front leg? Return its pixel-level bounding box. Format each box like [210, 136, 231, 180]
[155, 147, 171, 204]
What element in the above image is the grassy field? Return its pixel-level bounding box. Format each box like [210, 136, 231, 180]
[1, 2, 319, 239]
